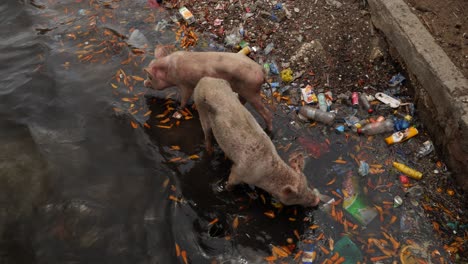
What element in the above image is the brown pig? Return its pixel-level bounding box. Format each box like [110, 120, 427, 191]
[143, 48, 273, 132]
[193, 77, 320, 207]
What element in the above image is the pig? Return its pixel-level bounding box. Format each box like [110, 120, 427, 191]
[143, 47, 273, 132]
[193, 77, 320, 207]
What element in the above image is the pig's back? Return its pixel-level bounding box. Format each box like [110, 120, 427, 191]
[174, 51, 264, 88]
[195, 77, 274, 164]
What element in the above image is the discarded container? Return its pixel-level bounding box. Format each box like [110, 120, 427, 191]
[359, 92, 372, 113]
[385, 127, 418, 145]
[237, 46, 251, 55]
[280, 68, 293, 82]
[264, 43, 274, 55]
[301, 244, 316, 264]
[357, 119, 394, 135]
[332, 236, 363, 264]
[224, 27, 242, 47]
[239, 40, 249, 48]
[399, 174, 409, 184]
[335, 124, 345, 133]
[389, 73, 406, 87]
[416, 140, 434, 158]
[375, 92, 401, 108]
[393, 162, 422, 180]
[406, 185, 424, 197]
[351, 92, 359, 108]
[317, 93, 327, 112]
[394, 195, 403, 207]
[325, 91, 333, 109]
[342, 171, 378, 225]
[298, 106, 336, 125]
[179, 7, 195, 24]
[301, 85, 317, 104]
[269, 62, 279, 75]
[358, 161, 369, 176]
[279, 85, 290, 94]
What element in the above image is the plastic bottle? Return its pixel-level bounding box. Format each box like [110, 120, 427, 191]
[385, 127, 418, 145]
[357, 119, 394, 135]
[359, 92, 372, 113]
[298, 106, 336, 125]
[393, 162, 422, 179]
[317, 93, 327, 112]
[264, 43, 274, 55]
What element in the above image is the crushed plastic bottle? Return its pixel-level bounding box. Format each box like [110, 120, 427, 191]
[269, 62, 279, 75]
[416, 140, 434, 158]
[298, 106, 336, 125]
[358, 161, 370, 176]
[317, 93, 327, 112]
[224, 27, 242, 47]
[357, 119, 394, 135]
[264, 43, 274, 55]
[389, 73, 406, 87]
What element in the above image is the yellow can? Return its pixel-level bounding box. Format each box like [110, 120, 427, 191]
[237, 46, 251, 55]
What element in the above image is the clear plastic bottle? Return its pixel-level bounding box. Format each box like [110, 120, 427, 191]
[298, 106, 335, 125]
[359, 92, 373, 113]
[357, 119, 394, 135]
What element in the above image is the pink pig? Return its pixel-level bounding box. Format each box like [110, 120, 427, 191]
[144, 47, 273, 132]
[193, 77, 320, 207]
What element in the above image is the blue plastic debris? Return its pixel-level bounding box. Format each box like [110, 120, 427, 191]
[389, 73, 406, 87]
[335, 125, 345, 133]
[358, 161, 370, 177]
[393, 118, 410, 131]
[269, 62, 279, 75]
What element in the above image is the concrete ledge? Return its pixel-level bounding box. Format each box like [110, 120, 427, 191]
[368, 0, 468, 191]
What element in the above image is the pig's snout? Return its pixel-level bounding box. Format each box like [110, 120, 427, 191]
[144, 79, 153, 89]
[310, 188, 321, 207]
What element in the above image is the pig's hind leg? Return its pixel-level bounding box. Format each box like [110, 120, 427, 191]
[198, 106, 214, 155]
[250, 97, 273, 134]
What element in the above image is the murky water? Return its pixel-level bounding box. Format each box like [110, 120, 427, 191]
[0, 0, 461, 263]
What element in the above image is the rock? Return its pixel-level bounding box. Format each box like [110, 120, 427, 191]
[326, 0, 343, 8]
[289, 40, 327, 66]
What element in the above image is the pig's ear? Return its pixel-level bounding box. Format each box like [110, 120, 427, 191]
[143, 67, 154, 78]
[289, 152, 305, 173]
[281, 185, 298, 197]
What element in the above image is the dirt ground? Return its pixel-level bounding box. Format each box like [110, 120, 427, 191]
[404, 0, 468, 78]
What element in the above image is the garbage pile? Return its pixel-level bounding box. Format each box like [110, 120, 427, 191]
[43, 0, 466, 262]
[155, 2, 466, 263]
